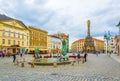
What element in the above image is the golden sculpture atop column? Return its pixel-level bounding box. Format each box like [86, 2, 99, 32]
[87, 20, 90, 37]
[83, 19, 95, 52]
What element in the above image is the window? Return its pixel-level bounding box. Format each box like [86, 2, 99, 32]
[22, 41, 24, 46]
[22, 33, 24, 39]
[18, 41, 20, 45]
[18, 33, 20, 38]
[13, 40, 16, 45]
[8, 30, 11, 37]
[8, 40, 11, 45]
[27, 41, 28, 46]
[27, 36, 28, 40]
[14, 32, 16, 37]
[2, 39, 5, 44]
[2, 29, 5, 36]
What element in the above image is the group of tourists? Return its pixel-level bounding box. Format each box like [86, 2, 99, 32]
[0, 48, 11, 58]
[0, 48, 25, 64]
[75, 52, 88, 63]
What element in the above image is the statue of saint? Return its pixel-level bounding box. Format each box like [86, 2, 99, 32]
[87, 20, 90, 27]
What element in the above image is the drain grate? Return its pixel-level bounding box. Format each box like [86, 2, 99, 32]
[51, 73, 58, 75]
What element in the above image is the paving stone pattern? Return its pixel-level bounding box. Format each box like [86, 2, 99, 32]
[0, 54, 120, 81]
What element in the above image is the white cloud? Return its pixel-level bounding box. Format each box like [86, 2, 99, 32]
[0, 0, 120, 47]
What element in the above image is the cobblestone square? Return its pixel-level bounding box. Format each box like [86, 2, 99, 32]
[0, 54, 120, 81]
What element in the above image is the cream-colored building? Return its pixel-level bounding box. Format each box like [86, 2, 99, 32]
[104, 36, 115, 53]
[109, 36, 116, 53]
[49, 35, 62, 54]
[0, 18, 29, 54]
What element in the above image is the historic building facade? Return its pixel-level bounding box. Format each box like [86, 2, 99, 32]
[114, 36, 120, 55]
[47, 35, 52, 54]
[109, 36, 116, 53]
[28, 26, 48, 54]
[54, 33, 69, 52]
[49, 35, 62, 54]
[71, 39, 85, 53]
[71, 38, 104, 53]
[0, 15, 29, 54]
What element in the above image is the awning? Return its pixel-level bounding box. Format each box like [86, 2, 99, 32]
[40, 49, 48, 50]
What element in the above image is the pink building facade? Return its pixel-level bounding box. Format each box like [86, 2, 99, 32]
[114, 36, 120, 55]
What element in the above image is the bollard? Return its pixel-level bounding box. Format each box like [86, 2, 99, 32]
[23, 58, 25, 62]
[14, 60, 17, 65]
[71, 61, 74, 66]
[21, 62, 24, 67]
[31, 58, 35, 68]
[16, 60, 19, 66]
[31, 62, 34, 68]
[82, 58, 84, 64]
[53, 62, 57, 68]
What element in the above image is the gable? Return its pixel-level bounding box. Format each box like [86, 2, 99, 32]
[0, 20, 27, 30]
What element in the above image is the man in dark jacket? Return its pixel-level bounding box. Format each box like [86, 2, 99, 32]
[13, 54, 16, 63]
[84, 52, 87, 62]
[77, 53, 80, 64]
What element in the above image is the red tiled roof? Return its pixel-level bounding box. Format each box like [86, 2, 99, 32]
[54, 33, 68, 39]
[92, 38, 104, 42]
[72, 37, 104, 44]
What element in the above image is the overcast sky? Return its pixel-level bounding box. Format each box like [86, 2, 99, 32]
[0, 0, 120, 47]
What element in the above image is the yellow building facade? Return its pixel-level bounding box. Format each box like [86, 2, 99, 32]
[71, 39, 85, 52]
[47, 35, 52, 54]
[93, 38, 104, 52]
[28, 26, 48, 54]
[0, 20, 29, 54]
[71, 38, 104, 52]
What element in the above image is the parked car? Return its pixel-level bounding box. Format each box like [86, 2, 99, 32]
[0, 51, 2, 57]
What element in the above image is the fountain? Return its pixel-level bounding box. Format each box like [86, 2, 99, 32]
[29, 39, 75, 66]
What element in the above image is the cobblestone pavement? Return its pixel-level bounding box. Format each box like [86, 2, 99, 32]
[0, 54, 120, 81]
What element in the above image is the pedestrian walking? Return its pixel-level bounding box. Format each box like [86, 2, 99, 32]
[13, 54, 16, 63]
[84, 52, 87, 62]
[7, 49, 11, 57]
[2, 48, 6, 58]
[109, 51, 111, 57]
[96, 51, 98, 56]
[77, 52, 81, 64]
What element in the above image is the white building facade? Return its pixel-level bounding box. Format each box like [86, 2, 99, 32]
[104, 36, 116, 53]
[50, 35, 62, 54]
